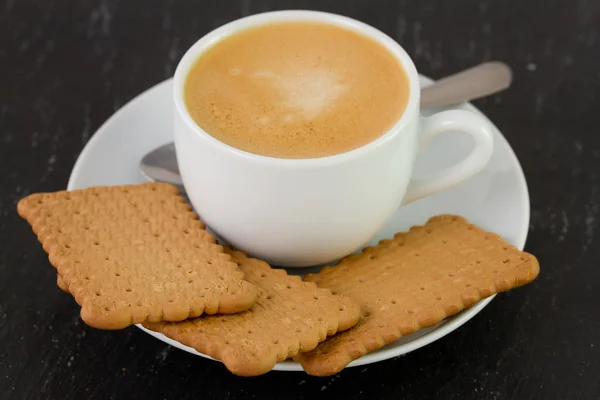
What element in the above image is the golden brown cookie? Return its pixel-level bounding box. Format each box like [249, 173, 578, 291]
[56, 273, 69, 293]
[295, 215, 540, 376]
[17, 183, 257, 330]
[144, 249, 360, 376]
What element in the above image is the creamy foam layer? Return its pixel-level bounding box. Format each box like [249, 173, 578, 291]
[184, 22, 410, 159]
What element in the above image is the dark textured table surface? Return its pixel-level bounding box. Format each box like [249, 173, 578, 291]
[1, 0, 599, 399]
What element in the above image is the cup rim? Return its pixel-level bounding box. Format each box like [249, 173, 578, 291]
[173, 10, 420, 167]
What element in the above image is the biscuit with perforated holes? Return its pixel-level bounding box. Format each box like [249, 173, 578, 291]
[17, 183, 257, 330]
[143, 248, 360, 376]
[295, 215, 539, 376]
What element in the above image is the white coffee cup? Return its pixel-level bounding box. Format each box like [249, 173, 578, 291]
[173, 10, 494, 267]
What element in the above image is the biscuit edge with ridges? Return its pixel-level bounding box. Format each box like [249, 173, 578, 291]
[295, 214, 540, 376]
[16, 183, 258, 330]
[144, 249, 361, 376]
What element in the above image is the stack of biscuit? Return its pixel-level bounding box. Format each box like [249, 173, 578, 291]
[17, 182, 539, 376]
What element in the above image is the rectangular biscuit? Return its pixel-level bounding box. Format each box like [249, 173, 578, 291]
[17, 183, 257, 330]
[143, 249, 361, 376]
[295, 215, 540, 376]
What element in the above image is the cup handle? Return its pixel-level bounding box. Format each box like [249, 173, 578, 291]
[401, 110, 494, 205]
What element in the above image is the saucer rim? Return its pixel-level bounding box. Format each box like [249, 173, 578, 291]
[68, 76, 530, 372]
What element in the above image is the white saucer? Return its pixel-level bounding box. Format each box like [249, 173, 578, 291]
[68, 76, 530, 372]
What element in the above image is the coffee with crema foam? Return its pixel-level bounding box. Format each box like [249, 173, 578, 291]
[184, 22, 410, 159]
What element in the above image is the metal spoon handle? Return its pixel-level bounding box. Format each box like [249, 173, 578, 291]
[420, 61, 512, 109]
